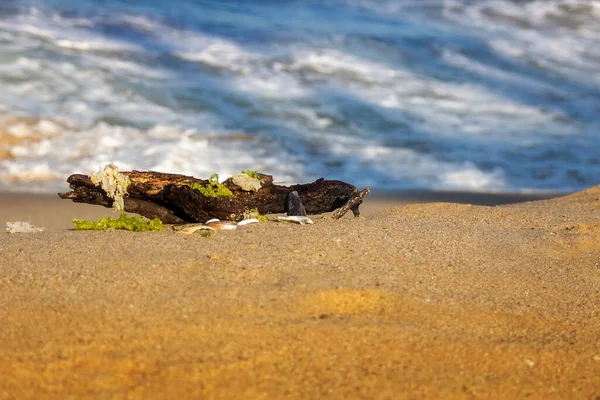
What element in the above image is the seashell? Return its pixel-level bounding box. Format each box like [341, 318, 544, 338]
[206, 221, 237, 230]
[174, 217, 257, 234]
[275, 216, 313, 225]
[173, 224, 216, 234]
[237, 218, 260, 226]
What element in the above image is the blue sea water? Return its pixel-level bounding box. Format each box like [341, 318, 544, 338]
[0, 0, 599, 193]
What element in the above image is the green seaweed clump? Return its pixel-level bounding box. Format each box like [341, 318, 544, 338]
[73, 213, 163, 232]
[189, 174, 234, 198]
[241, 170, 263, 181]
[244, 208, 269, 222]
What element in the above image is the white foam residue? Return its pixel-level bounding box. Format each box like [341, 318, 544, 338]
[233, 73, 308, 98]
[288, 48, 401, 83]
[173, 32, 257, 74]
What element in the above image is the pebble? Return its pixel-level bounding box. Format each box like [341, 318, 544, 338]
[524, 359, 535, 367]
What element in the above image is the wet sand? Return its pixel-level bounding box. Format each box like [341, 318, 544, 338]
[1, 189, 599, 399]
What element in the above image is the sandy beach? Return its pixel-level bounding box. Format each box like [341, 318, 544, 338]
[1, 188, 599, 398]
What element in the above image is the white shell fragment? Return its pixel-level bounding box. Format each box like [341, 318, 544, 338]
[173, 224, 216, 234]
[206, 221, 237, 230]
[276, 216, 314, 225]
[237, 218, 259, 226]
[173, 217, 260, 234]
[6, 221, 45, 234]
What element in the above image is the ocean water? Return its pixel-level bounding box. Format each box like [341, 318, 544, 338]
[0, 0, 599, 193]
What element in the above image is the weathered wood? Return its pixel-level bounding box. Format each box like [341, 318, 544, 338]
[332, 188, 370, 219]
[58, 170, 368, 223]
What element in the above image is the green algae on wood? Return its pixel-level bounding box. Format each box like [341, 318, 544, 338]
[244, 208, 268, 222]
[240, 170, 263, 181]
[189, 174, 234, 198]
[73, 213, 163, 232]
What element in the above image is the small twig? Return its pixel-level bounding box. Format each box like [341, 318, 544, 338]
[332, 188, 370, 219]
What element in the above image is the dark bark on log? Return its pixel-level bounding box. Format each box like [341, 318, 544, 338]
[58, 170, 368, 223]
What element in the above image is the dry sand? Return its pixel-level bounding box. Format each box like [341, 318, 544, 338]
[1, 188, 599, 399]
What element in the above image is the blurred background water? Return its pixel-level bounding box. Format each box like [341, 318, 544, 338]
[0, 0, 598, 193]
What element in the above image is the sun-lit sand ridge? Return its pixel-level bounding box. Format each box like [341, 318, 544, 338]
[0, 188, 599, 399]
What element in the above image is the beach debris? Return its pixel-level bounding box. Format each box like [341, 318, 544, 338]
[276, 216, 314, 225]
[5, 221, 45, 233]
[72, 214, 163, 232]
[285, 191, 307, 216]
[232, 170, 263, 192]
[173, 218, 259, 234]
[332, 188, 370, 219]
[242, 208, 269, 221]
[59, 169, 369, 224]
[89, 163, 130, 212]
[206, 220, 237, 230]
[276, 190, 312, 224]
[237, 218, 259, 226]
[173, 224, 216, 234]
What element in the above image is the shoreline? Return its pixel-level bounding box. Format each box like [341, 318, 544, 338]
[0, 189, 562, 231]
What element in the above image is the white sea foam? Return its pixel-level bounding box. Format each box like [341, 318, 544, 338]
[337, 61, 574, 142]
[114, 14, 157, 32]
[442, 0, 600, 87]
[288, 49, 400, 83]
[0, 0, 598, 193]
[0, 10, 139, 54]
[173, 32, 258, 74]
[0, 118, 307, 191]
[233, 73, 308, 98]
[441, 50, 564, 93]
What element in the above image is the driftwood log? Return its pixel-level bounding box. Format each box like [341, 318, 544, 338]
[58, 171, 369, 223]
